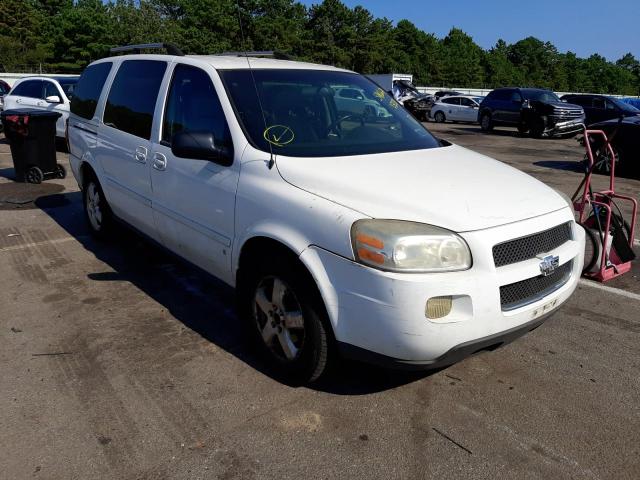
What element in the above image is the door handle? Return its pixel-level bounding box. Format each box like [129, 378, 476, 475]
[16, 99, 22, 104]
[135, 146, 147, 163]
[152, 153, 167, 171]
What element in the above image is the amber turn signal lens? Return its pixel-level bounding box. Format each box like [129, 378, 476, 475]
[426, 296, 453, 319]
[357, 248, 385, 265]
[356, 233, 384, 250]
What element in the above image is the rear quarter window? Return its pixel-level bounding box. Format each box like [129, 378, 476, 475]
[103, 60, 167, 140]
[71, 62, 113, 120]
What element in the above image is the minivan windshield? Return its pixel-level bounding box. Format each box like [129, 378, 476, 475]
[219, 69, 440, 157]
[521, 89, 561, 103]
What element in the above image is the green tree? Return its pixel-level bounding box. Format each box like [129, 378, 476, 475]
[0, 0, 50, 71]
[440, 28, 484, 87]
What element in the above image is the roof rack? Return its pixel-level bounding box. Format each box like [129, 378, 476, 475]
[110, 43, 185, 56]
[217, 50, 294, 61]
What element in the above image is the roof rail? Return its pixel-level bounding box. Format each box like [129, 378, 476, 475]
[110, 43, 185, 56]
[217, 50, 294, 61]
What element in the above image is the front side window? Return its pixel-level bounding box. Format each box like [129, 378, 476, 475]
[220, 69, 440, 157]
[162, 64, 231, 150]
[43, 82, 61, 100]
[11, 80, 43, 99]
[71, 62, 112, 120]
[104, 60, 167, 139]
[460, 98, 476, 107]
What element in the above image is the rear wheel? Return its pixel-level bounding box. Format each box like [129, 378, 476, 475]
[434, 111, 446, 123]
[239, 253, 333, 384]
[517, 123, 529, 134]
[83, 173, 113, 238]
[590, 145, 620, 175]
[480, 113, 493, 132]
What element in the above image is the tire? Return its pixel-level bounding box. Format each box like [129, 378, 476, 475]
[239, 253, 333, 384]
[83, 172, 113, 238]
[581, 209, 633, 273]
[480, 113, 493, 132]
[517, 123, 529, 134]
[529, 116, 546, 138]
[434, 111, 446, 123]
[55, 164, 66, 179]
[591, 145, 620, 175]
[580, 223, 600, 273]
[25, 166, 44, 184]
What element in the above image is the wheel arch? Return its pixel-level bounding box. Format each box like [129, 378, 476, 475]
[234, 232, 340, 334]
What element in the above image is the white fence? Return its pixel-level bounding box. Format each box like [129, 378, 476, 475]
[417, 86, 638, 99]
[0, 73, 79, 87]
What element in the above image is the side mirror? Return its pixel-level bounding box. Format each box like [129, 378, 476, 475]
[45, 95, 61, 104]
[171, 131, 233, 166]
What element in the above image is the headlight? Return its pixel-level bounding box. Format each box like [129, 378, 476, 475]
[351, 219, 472, 273]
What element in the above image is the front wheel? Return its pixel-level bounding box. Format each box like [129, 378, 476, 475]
[480, 113, 493, 132]
[529, 116, 546, 138]
[240, 254, 333, 384]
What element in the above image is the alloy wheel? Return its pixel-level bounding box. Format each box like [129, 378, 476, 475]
[252, 276, 306, 362]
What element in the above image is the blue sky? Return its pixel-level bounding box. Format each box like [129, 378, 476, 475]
[301, 0, 639, 61]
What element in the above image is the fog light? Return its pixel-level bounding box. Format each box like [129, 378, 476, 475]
[426, 296, 453, 319]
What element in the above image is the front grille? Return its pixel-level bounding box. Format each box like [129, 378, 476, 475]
[500, 261, 572, 311]
[493, 222, 572, 267]
[552, 108, 583, 119]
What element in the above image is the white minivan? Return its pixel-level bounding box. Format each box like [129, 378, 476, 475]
[68, 45, 584, 383]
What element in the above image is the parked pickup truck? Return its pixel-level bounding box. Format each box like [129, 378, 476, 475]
[478, 87, 585, 138]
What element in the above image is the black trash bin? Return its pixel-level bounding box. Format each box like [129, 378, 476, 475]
[0, 109, 66, 184]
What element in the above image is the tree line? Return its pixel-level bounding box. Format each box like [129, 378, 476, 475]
[1, 0, 639, 95]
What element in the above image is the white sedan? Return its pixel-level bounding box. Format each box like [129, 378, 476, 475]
[431, 95, 484, 123]
[3, 76, 79, 139]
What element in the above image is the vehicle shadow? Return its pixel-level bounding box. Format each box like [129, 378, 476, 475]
[533, 160, 585, 173]
[34, 190, 433, 394]
[0, 167, 16, 180]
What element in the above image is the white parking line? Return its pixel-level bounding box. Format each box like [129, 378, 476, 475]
[579, 279, 640, 302]
[0, 236, 80, 253]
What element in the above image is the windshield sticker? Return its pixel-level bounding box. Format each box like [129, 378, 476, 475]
[373, 87, 385, 100]
[388, 99, 399, 109]
[263, 125, 295, 147]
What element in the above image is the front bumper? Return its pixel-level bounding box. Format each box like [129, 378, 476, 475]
[301, 208, 584, 367]
[338, 311, 555, 370]
[550, 116, 585, 136]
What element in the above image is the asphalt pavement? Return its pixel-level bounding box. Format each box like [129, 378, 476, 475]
[0, 124, 639, 479]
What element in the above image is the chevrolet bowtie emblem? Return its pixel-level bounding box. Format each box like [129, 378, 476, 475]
[538, 254, 560, 276]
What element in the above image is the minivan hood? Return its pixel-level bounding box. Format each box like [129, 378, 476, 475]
[276, 144, 568, 232]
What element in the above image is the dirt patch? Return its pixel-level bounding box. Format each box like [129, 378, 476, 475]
[0, 182, 65, 210]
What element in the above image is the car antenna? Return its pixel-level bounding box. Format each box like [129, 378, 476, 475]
[235, 0, 275, 169]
